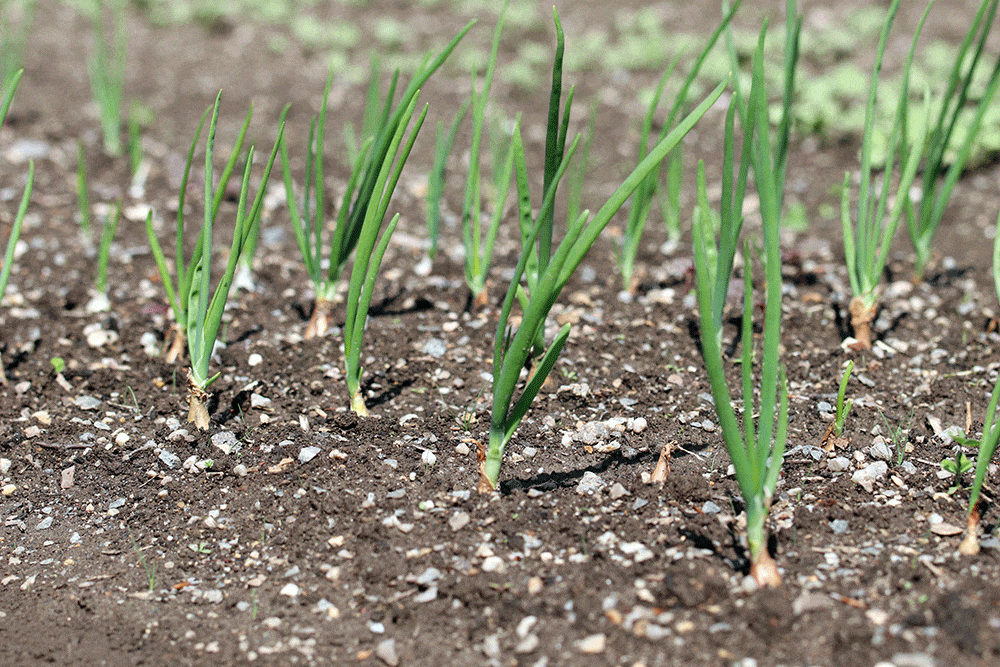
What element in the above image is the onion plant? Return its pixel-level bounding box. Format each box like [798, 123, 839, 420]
[0, 71, 32, 384]
[94, 202, 120, 295]
[461, 4, 511, 308]
[904, 0, 1000, 281]
[841, 0, 928, 349]
[146, 93, 285, 428]
[87, 0, 127, 156]
[960, 208, 1000, 554]
[617, 0, 741, 290]
[693, 31, 786, 587]
[426, 99, 469, 261]
[343, 97, 427, 416]
[480, 77, 729, 492]
[723, 0, 798, 216]
[280, 22, 473, 338]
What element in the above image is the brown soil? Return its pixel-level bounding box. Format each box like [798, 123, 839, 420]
[3, 1, 1000, 666]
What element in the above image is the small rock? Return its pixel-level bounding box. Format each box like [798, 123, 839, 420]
[279, 583, 300, 597]
[609, 483, 629, 500]
[449, 511, 471, 532]
[159, 449, 181, 470]
[869, 437, 892, 461]
[61, 466, 74, 490]
[702, 500, 721, 514]
[299, 446, 321, 463]
[211, 432, 239, 456]
[248, 353, 263, 367]
[375, 639, 399, 667]
[36, 516, 53, 530]
[515, 635, 539, 654]
[851, 461, 888, 492]
[421, 450, 437, 467]
[73, 396, 101, 411]
[830, 519, 849, 534]
[930, 522, 963, 536]
[414, 587, 438, 603]
[828, 457, 852, 472]
[576, 471, 605, 495]
[890, 653, 936, 667]
[576, 633, 606, 654]
[421, 338, 447, 358]
[481, 556, 506, 573]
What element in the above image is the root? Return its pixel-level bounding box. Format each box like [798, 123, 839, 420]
[849, 296, 876, 350]
[304, 299, 334, 339]
[350, 390, 370, 418]
[750, 547, 782, 587]
[959, 504, 981, 556]
[186, 371, 210, 430]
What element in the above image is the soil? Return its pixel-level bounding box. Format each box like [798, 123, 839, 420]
[3, 1, 1000, 666]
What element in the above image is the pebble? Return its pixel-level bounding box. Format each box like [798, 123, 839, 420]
[702, 500, 721, 514]
[421, 450, 437, 466]
[375, 639, 399, 667]
[576, 633, 606, 654]
[299, 446, 321, 463]
[851, 461, 888, 492]
[828, 457, 852, 472]
[413, 587, 437, 603]
[830, 519, 849, 534]
[35, 516, 53, 530]
[609, 483, 629, 500]
[869, 437, 892, 461]
[481, 556, 506, 573]
[415, 567, 441, 585]
[279, 583, 300, 597]
[449, 511, 471, 532]
[515, 635, 539, 653]
[421, 338, 447, 358]
[73, 396, 101, 411]
[576, 471, 605, 495]
[248, 353, 263, 367]
[211, 432, 239, 456]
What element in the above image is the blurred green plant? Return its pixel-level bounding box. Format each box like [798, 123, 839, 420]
[87, 0, 128, 156]
[903, 0, 1000, 280]
[0, 71, 32, 385]
[0, 0, 36, 95]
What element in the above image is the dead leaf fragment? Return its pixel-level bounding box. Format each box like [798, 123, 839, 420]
[267, 458, 294, 474]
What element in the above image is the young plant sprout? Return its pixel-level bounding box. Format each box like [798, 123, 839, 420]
[693, 31, 787, 587]
[480, 77, 729, 492]
[280, 22, 473, 338]
[94, 201, 120, 295]
[841, 0, 929, 349]
[425, 99, 469, 261]
[905, 0, 1000, 280]
[0, 71, 32, 385]
[342, 97, 428, 416]
[617, 0, 742, 291]
[87, 0, 127, 156]
[461, 3, 512, 308]
[146, 93, 286, 428]
[834, 360, 853, 438]
[958, 207, 1000, 553]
